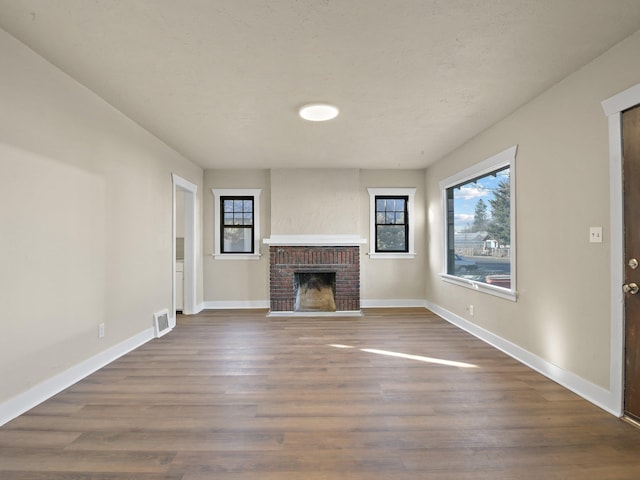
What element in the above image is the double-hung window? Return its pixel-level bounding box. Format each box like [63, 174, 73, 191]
[368, 188, 416, 259]
[221, 196, 254, 253]
[375, 196, 408, 252]
[212, 188, 261, 260]
[440, 145, 517, 300]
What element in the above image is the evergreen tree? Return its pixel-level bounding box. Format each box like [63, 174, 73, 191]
[472, 198, 488, 232]
[488, 179, 510, 246]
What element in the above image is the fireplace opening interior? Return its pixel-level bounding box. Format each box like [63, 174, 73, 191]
[294, 272, 337, 312]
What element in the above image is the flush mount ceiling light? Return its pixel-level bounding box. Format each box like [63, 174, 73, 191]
[298, 103, 339, 122]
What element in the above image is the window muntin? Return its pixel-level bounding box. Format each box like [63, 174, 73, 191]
[375, 196, 409, 252]
[221, 196, 254, 253]
[440, 145, 516, 300]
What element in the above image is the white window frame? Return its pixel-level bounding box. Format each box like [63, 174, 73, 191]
[367, 187, 416, 259]
[212, 188, 262, 260]
[439, 145, 517, 301]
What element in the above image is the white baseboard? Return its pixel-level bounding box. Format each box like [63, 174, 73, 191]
[425, 300, 619, 416]
[202, 300, 270, 310]
[361, 299, 427, 308]
[0, 327, 155, 427]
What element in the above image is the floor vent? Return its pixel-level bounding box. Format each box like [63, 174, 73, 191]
[153, 309, 171, 338]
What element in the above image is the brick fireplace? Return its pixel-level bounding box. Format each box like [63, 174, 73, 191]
[264, 235, 365, 314]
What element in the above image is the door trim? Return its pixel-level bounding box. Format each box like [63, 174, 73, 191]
[172, 174, 198, 321]
[602, 83, 640, 417]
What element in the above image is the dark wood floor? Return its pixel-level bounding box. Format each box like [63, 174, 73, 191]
[1, 308, 640, 479]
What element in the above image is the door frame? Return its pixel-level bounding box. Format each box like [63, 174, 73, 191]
[603, 82, 640, 417]
[172, 174, 198, 322]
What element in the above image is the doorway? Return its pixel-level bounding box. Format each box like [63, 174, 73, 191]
[603, 83, 640, 418]
[172, 174, 197, 324]
[622, 105, 640, 422]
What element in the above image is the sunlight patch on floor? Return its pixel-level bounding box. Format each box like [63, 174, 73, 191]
[327, 344, 478, 368]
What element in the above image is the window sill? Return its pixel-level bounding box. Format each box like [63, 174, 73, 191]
[440, 273, 517, 301]
[213, 253, 262, 261]
[368, 252, 416, 260]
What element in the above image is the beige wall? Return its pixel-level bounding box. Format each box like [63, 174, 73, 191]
[425, 30, 640, 390]
[202, 168, 427, 305]
[270, 169, 360, 235]
[0, 29, 203, 406]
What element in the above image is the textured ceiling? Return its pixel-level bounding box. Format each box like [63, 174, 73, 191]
[1, 0, 640, 170]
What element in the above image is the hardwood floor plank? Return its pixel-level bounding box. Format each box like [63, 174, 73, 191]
[2, 474, 183, 480]
[0, 430, 81, 448]
[67, 431, 285, 452]
[169, 449, 406, 476]
[0, 449, 175, 473]
[1, 308, 640, 479]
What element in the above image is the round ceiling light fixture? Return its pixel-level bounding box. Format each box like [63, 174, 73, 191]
[298, 103, 339, 122]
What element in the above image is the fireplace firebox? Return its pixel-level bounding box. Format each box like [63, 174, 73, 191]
[268, 245, 360, 313]
[294, 272, 336, 312]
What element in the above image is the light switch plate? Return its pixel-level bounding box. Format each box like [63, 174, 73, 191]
[590, 227, 603, 243]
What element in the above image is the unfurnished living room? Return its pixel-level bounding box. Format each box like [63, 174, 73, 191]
[3, 1, 640, 478]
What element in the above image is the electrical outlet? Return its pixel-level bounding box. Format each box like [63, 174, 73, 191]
[469, 305, 474, 316]
[590, 226, 603, 243]
[99, 323, 105, 338]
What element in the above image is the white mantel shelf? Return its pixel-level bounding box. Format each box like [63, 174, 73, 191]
[263, 235, 367, 246]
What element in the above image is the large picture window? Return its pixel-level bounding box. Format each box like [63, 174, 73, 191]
[440, 146, 517, 300]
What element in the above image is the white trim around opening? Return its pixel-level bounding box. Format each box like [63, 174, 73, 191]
[172, 174, 198, 320]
